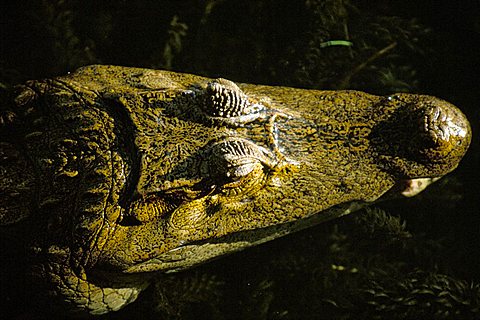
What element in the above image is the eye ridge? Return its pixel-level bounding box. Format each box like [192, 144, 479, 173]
[205, 138, 274, 193]
[227, 161, 258, 178]
[218, 162, 267, 197]
[200, 78, 266, 124]
[205, 80, 250, 118]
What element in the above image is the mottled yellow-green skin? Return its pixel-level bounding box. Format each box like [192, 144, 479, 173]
[0, 65, 471, 315]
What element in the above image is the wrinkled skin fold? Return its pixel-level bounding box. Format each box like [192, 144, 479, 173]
[0, 65, 471, 315]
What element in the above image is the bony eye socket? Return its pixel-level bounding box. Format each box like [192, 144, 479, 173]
[219, 163, 268, 197]
[226, 160, 257, 178]
[223, 161, 264, 187]
[200, 79, 266, 125]
[205, 139, 274, 196]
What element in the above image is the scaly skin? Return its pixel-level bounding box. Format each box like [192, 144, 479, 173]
[0, 65, 471, 315]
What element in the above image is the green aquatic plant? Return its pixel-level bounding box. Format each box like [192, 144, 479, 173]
[319, 40, 354, 48]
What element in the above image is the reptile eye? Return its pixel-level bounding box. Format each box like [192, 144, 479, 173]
[226, 161, 257, 179]
[204, 139, 273, 194]
[201, 79, 265, 123]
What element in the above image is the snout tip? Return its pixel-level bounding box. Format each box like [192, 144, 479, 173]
[421, 96, 471, 163]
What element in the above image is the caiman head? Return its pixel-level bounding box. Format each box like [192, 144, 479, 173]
[0, 65, 471, 314]
[66, 66, 469, 274]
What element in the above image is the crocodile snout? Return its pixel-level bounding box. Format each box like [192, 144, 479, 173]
[426, 101, 470, 147]
[421, 96, 471, 165]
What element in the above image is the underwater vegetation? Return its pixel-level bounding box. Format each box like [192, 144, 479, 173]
[1, 0, 479, 319]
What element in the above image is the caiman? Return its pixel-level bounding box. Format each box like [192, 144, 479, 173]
[0, 65, 471, 315]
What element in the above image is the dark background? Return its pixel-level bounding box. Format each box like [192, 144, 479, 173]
[1, 0, 479, 319]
